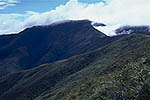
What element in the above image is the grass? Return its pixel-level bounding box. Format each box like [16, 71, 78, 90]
[1, 34, 150, 100]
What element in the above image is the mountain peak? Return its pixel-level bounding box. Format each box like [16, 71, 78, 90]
[0, 19, 109, 76]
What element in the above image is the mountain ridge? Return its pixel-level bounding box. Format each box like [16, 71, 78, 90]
[0, 19, 124, 76]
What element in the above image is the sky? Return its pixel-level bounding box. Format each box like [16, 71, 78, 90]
[0, 0, 150, 36]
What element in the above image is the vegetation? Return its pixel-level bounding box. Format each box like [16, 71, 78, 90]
[0, 33, 150, 100]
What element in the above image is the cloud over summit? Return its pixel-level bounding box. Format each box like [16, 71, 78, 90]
[0, 0, 150, 36]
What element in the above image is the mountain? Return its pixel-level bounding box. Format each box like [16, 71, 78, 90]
[115, 25, 150, 35]
[0, 33, 150, 100]
[0, 34, 17, 48]
[0, 20, 124, 76]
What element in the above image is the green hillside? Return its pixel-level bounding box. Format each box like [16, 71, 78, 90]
[0, 34, 150, 100]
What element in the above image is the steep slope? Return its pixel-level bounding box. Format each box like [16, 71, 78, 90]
[0, 34, 17, 48]
[0, 20, 123, 76]
[0, 34, 150, 100]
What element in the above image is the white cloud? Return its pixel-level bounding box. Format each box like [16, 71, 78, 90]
[94, 24, 121, 36]
[0, 0, 150, 36]
[0, 12, 33, 34]
[0, 0, 19, 10]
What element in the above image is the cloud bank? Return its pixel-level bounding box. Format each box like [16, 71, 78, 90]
[0, 0, 150, 36]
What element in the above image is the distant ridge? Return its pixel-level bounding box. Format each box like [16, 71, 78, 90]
[115, 25, 150, 35]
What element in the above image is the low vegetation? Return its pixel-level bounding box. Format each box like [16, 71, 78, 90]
[1, 34, 150, 100]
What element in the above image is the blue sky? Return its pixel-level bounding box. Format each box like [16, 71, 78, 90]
[0, 0, 150, 36]
[0, 0, 102, 13]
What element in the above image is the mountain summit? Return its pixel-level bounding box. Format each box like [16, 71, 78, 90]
[0, 20, 121, 76]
